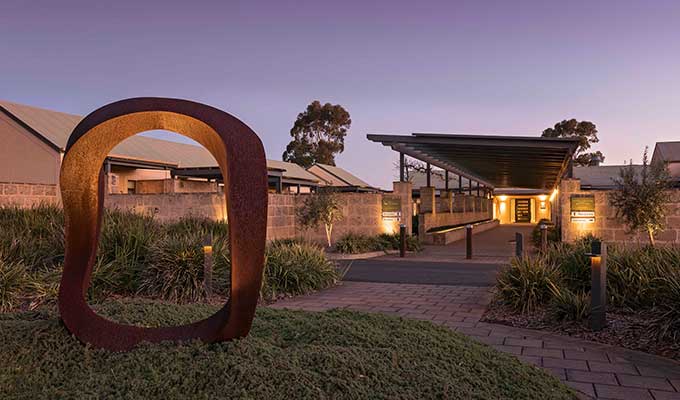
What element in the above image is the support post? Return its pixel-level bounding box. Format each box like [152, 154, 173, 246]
[203, 233, 213, 297]
[540, 224, 548, 252]
[590, 241, 607, 331]
[399, 153, 405, 182]
[459, 175, 463, 194]
[515, 232, 524, 258]
[476, 182, 480, 197]
[445, 170, 449, 191]
[468, 179, 472, 196]
[399, 224, 406, 258]
[426, 163, 431, 187]
[466, 224, 473, 259]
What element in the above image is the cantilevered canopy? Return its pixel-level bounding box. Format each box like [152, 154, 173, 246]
[367, 133, 580, 190]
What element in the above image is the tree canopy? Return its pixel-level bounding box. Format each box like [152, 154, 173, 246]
[296, 191, 344, 247]
[282, 101, 351, 168]
[609, 147, 671, 246]
[541, 119, 604, 166]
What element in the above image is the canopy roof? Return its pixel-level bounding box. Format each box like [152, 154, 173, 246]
[367, 133, 579, 190]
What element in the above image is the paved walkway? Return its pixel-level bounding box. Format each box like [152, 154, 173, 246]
[271, 281, 680, 400]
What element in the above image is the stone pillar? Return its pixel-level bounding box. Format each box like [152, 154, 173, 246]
[420, 186, 436, 215]
[393, 181, 413, 235]
[441, 190, 453, 213]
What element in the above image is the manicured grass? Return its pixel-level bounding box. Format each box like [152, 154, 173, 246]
[0, 300, 577, 399]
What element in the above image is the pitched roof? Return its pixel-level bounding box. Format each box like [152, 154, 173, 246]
[0, 100, 319, 182]
[308, 163, 372, 188]
[573, 165, 643, 189]
[652, 142, 680, 163]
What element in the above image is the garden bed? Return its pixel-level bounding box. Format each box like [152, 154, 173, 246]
[0, 300, 577, 399]
[488, 236, 680, 361]
[483, 302, 680, 360]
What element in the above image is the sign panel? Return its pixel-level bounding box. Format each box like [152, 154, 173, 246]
[382, 197, 402, 221]
[570, 195, 595, 222]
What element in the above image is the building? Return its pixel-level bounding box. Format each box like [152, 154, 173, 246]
[0, 100, 320, 205]
[368, 133, 680, 244]
[307, 163, 379, 192]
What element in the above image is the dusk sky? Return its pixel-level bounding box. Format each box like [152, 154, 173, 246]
[2, 0, 680, 189]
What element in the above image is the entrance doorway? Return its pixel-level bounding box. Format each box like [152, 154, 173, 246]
[514, 199, 531, 223]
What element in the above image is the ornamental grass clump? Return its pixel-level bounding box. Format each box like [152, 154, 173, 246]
[140, 232, 209, 303]
[97, 210, 160, 294]
[262, 240, 338, 300]
[0, 204, 64, 271]
[547, 281, 591, 322]
[496, 256, 561, 314]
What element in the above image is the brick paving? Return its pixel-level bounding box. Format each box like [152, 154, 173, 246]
[270, 281, 680, 400]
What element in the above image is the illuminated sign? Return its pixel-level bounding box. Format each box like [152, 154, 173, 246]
[382, 197, 402, 221]
[570, 195, 595, 223]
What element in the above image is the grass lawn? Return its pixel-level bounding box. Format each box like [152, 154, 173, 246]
[0, 300, 577, 399]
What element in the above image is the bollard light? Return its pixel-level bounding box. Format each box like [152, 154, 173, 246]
[399, 224, 406, 258]
[539, 224, 548, 253]
[203, 245, 213, 254]
[466, 224, 473, 259]
[587, 240, 607, 331]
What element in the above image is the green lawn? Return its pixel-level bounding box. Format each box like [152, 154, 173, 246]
[0, 300, 577, 399]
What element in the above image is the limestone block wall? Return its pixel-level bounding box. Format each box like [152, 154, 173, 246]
[560, 178, 680, 244]
[104, 190, 409, 245]
[105, 192, 227, 222]
[0, 182, 60, 207]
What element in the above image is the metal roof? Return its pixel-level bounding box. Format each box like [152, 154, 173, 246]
[0, 100, 319, 182]
[573, 165, 642, 189]
[308, 163, 372, 188]
[652, 142, 680, 163]
[367, 132, 579, 189]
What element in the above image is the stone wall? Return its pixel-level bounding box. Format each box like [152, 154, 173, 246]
[560, 178, 680, 244]
[418, 194, 493, 238]
[105, 190, 407, 245]
[105, 192, 228, 222]
[0, 182, 60, 207]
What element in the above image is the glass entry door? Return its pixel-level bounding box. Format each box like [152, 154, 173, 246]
[514, 199, 531, 223]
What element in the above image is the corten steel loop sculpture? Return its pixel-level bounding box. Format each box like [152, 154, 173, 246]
[58, 97, 268, 351]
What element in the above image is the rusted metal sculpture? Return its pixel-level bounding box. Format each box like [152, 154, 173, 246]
[58, 97, 268, 351]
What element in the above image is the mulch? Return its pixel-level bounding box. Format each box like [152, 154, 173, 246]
[482, 301, 680, 361]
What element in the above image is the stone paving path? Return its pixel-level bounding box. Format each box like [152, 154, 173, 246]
[270, 281, 680, 400]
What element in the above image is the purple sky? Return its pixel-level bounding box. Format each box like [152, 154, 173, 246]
[2, 0, 680, 189]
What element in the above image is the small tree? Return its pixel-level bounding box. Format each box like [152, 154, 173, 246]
[297, 191, 344, 247]
[609, 147, 671, 246]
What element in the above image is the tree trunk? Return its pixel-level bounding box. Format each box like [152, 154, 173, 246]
[648, 227, 656, 247]
[325, 224, 333, 247]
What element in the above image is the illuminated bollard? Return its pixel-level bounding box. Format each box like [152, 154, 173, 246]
[515, 232, 524, 258]
[203, 233, 213, 297]
[466, 224, 473, 259]
[540, 224, 548, 253]
[399, 224, 406, 258]
[588, 240, 607, 331]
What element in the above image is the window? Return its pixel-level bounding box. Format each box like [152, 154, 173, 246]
[127, 180, 137, 194]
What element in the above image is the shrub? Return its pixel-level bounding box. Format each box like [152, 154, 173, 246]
[0, 204, 64, 271]
[496, 256, 561, 314]
[140, 232, 208, 303]
[648, 270, 680, 341]
[334, 233, 380, 254]
[262, 240, 338, 300]
[543, 240, 592, 293]
[334, 232, 422, 254]
[97, 210, 160, 293]
[547, 281, 590, 322]
[531, 219, 560, 248]
[0, 258, 31, 312]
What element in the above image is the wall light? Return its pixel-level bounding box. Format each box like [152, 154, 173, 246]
[549, 188, 558, 202]
[538, 194, 547, 201]
[498, 195, 508, 202]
